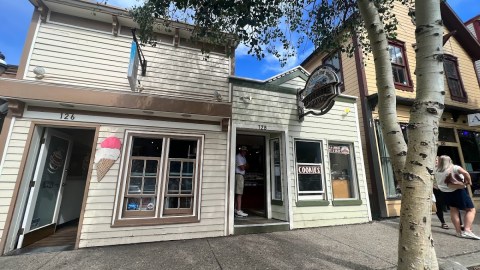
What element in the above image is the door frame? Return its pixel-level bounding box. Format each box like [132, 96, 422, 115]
[229, 123, 292, 235]
[0, 121, 99, 254]
[17, 128, 74, 248]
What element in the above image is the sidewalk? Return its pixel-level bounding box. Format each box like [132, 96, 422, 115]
[0, 217, 479, 270]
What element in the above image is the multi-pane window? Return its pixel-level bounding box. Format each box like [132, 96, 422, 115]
[444, 55, 467, 102]
[323, 51, 343, 90]
[329, 143, 357, 199]
[388, 41, 412, 88]
[119, 133, 202, 222]
[295, 140, 324, 199]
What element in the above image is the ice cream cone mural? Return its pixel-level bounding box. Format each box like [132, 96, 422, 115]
[95, 136, 122, 182]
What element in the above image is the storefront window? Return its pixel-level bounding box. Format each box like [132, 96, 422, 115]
[119, 132, 202, 222]
[439, 127, 456, 142]
[458, 130, 480, 196]
[375, 121, 403, 199]
[295, 140, 324, 199]
[329, 143, 357, 199]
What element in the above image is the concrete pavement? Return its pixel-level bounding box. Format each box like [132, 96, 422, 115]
[0, 217, 479, 270]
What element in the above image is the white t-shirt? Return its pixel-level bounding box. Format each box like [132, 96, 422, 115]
[435, 165, 463, 193]
[235, 153, 246, 175]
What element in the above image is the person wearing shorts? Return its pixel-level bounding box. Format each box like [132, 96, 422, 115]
[235, 146, 248, 217]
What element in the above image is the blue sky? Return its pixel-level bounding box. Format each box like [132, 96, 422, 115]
[1, 0, 479, 80]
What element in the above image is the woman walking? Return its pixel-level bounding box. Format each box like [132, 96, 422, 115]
[435, 155, 479, 239]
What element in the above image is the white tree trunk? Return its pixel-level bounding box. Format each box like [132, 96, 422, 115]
[397, 0, 444, 269]
[357, 0, 443, 269]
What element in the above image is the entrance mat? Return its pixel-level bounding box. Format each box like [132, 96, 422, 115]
[234, 223, 290, 235]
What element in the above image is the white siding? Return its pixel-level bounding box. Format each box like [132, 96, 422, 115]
[0, 119, 31, 245]
[233, 84, 369, 228]
[466, 23, 476, 39]
[278, 77, 307, 89]
[26, 21, 230, 102]
[79, 124, 228, 248]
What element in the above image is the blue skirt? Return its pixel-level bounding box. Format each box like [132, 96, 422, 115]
[444, 188, 474, 210]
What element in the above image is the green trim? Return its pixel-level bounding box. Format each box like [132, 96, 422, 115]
[332, 200, 363, 206]
[234, 224, 290, 235]
[295, 200, 330, 207]
[267, 70, 308, 86]
[271, 200, 284, 206]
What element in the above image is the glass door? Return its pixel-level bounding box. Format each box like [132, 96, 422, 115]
[269, 137, 287, 221]
[17, 128, 73, 248]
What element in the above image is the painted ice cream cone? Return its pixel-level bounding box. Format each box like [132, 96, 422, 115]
[95, 136, 122, 182]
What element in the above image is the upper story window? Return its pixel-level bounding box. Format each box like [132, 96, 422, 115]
[388, 41, 413, 91]
[295, 140, 325, 200]
[444, 55, 468, 102]
[323, 51, 344, 91]
[115, 132, 203, 226]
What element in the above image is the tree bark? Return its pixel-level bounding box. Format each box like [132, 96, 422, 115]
[357, 0, 407, 185]
[397, 0, 443, 269]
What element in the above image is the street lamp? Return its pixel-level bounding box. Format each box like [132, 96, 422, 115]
[0, 52, 7, 75]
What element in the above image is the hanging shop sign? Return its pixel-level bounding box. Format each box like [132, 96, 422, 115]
[467, 113, 480, 127]
[127, 29, 147, 92]
[297, 64, 341, 121]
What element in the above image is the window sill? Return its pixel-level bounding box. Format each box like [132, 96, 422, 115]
[394, 83, 414, 92]
[296, 200, 330, 207]
[332, 199, 363, 206]
[450, 96, 468, 103]
[112, 216, 199, 227]
[271, 200, 284, 206]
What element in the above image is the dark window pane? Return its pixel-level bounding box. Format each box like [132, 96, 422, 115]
[131, 138, 163, 157]
[128, 178, 142, 194]
[392, 66, 408, 85]
[298, 174, 322, 191]
[168, 178, 180, 194]
[143, 177, 157, 194]
[181, 178, 193, 194]
[439, 128, 456, 142]
[295, 141, 321, 163]
[323, 52, 342, 83]
[165, 197, 179, 209]
[145, 160, 158, 176]
[444, 60, 458, 79]
[130, 160, 144, 176]
[169, 139, 197, 158]
[169, 161, 181, 176]
[182, 162, 194, 177]
[180, 197, 192, 208]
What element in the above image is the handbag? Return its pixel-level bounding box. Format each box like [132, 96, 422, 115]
[444, 171, 465, 189]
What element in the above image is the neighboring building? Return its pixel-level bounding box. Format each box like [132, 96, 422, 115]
[230, 67, 371, 233]
[0, 0, 233, 254]
[302, 2, 480, 218]
[0, 0, 370, 255]
[465, 15, 480, 84]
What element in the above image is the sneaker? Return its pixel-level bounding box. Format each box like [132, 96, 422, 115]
[456, 232, 466, 238]
[463, 231, 480, 240]
[235, 210, 248, 217]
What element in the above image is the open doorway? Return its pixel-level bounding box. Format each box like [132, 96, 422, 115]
[12, 126, 95, 254]
[236, 134, 266, 218]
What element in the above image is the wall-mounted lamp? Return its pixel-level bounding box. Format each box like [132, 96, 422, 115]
[33, 66, 46, 79]
[343, 107, 351, 115]
[0, 52, 7, 75]
[214, 90, 223, 102]
[240, 95, 252, 104]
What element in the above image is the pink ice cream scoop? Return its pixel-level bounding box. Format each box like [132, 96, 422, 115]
[95, 136, 122, 181]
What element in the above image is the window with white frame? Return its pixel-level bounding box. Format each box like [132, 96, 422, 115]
[329, 143, 358, 199]
[295, 140, 325, 199]
[119, 132, 202, 224]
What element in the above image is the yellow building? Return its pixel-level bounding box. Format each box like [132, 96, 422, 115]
[302, 2, 480, 218]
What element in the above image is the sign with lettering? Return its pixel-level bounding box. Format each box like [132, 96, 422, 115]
[297, 165, 322, 174]
[329, 145, 350, 155]
[297, 65, 341, 121]
[468, 113, 480, 127]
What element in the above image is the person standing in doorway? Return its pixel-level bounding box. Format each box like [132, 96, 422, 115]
[235, 146, 249, 217]
[435, 155, 479, 239]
